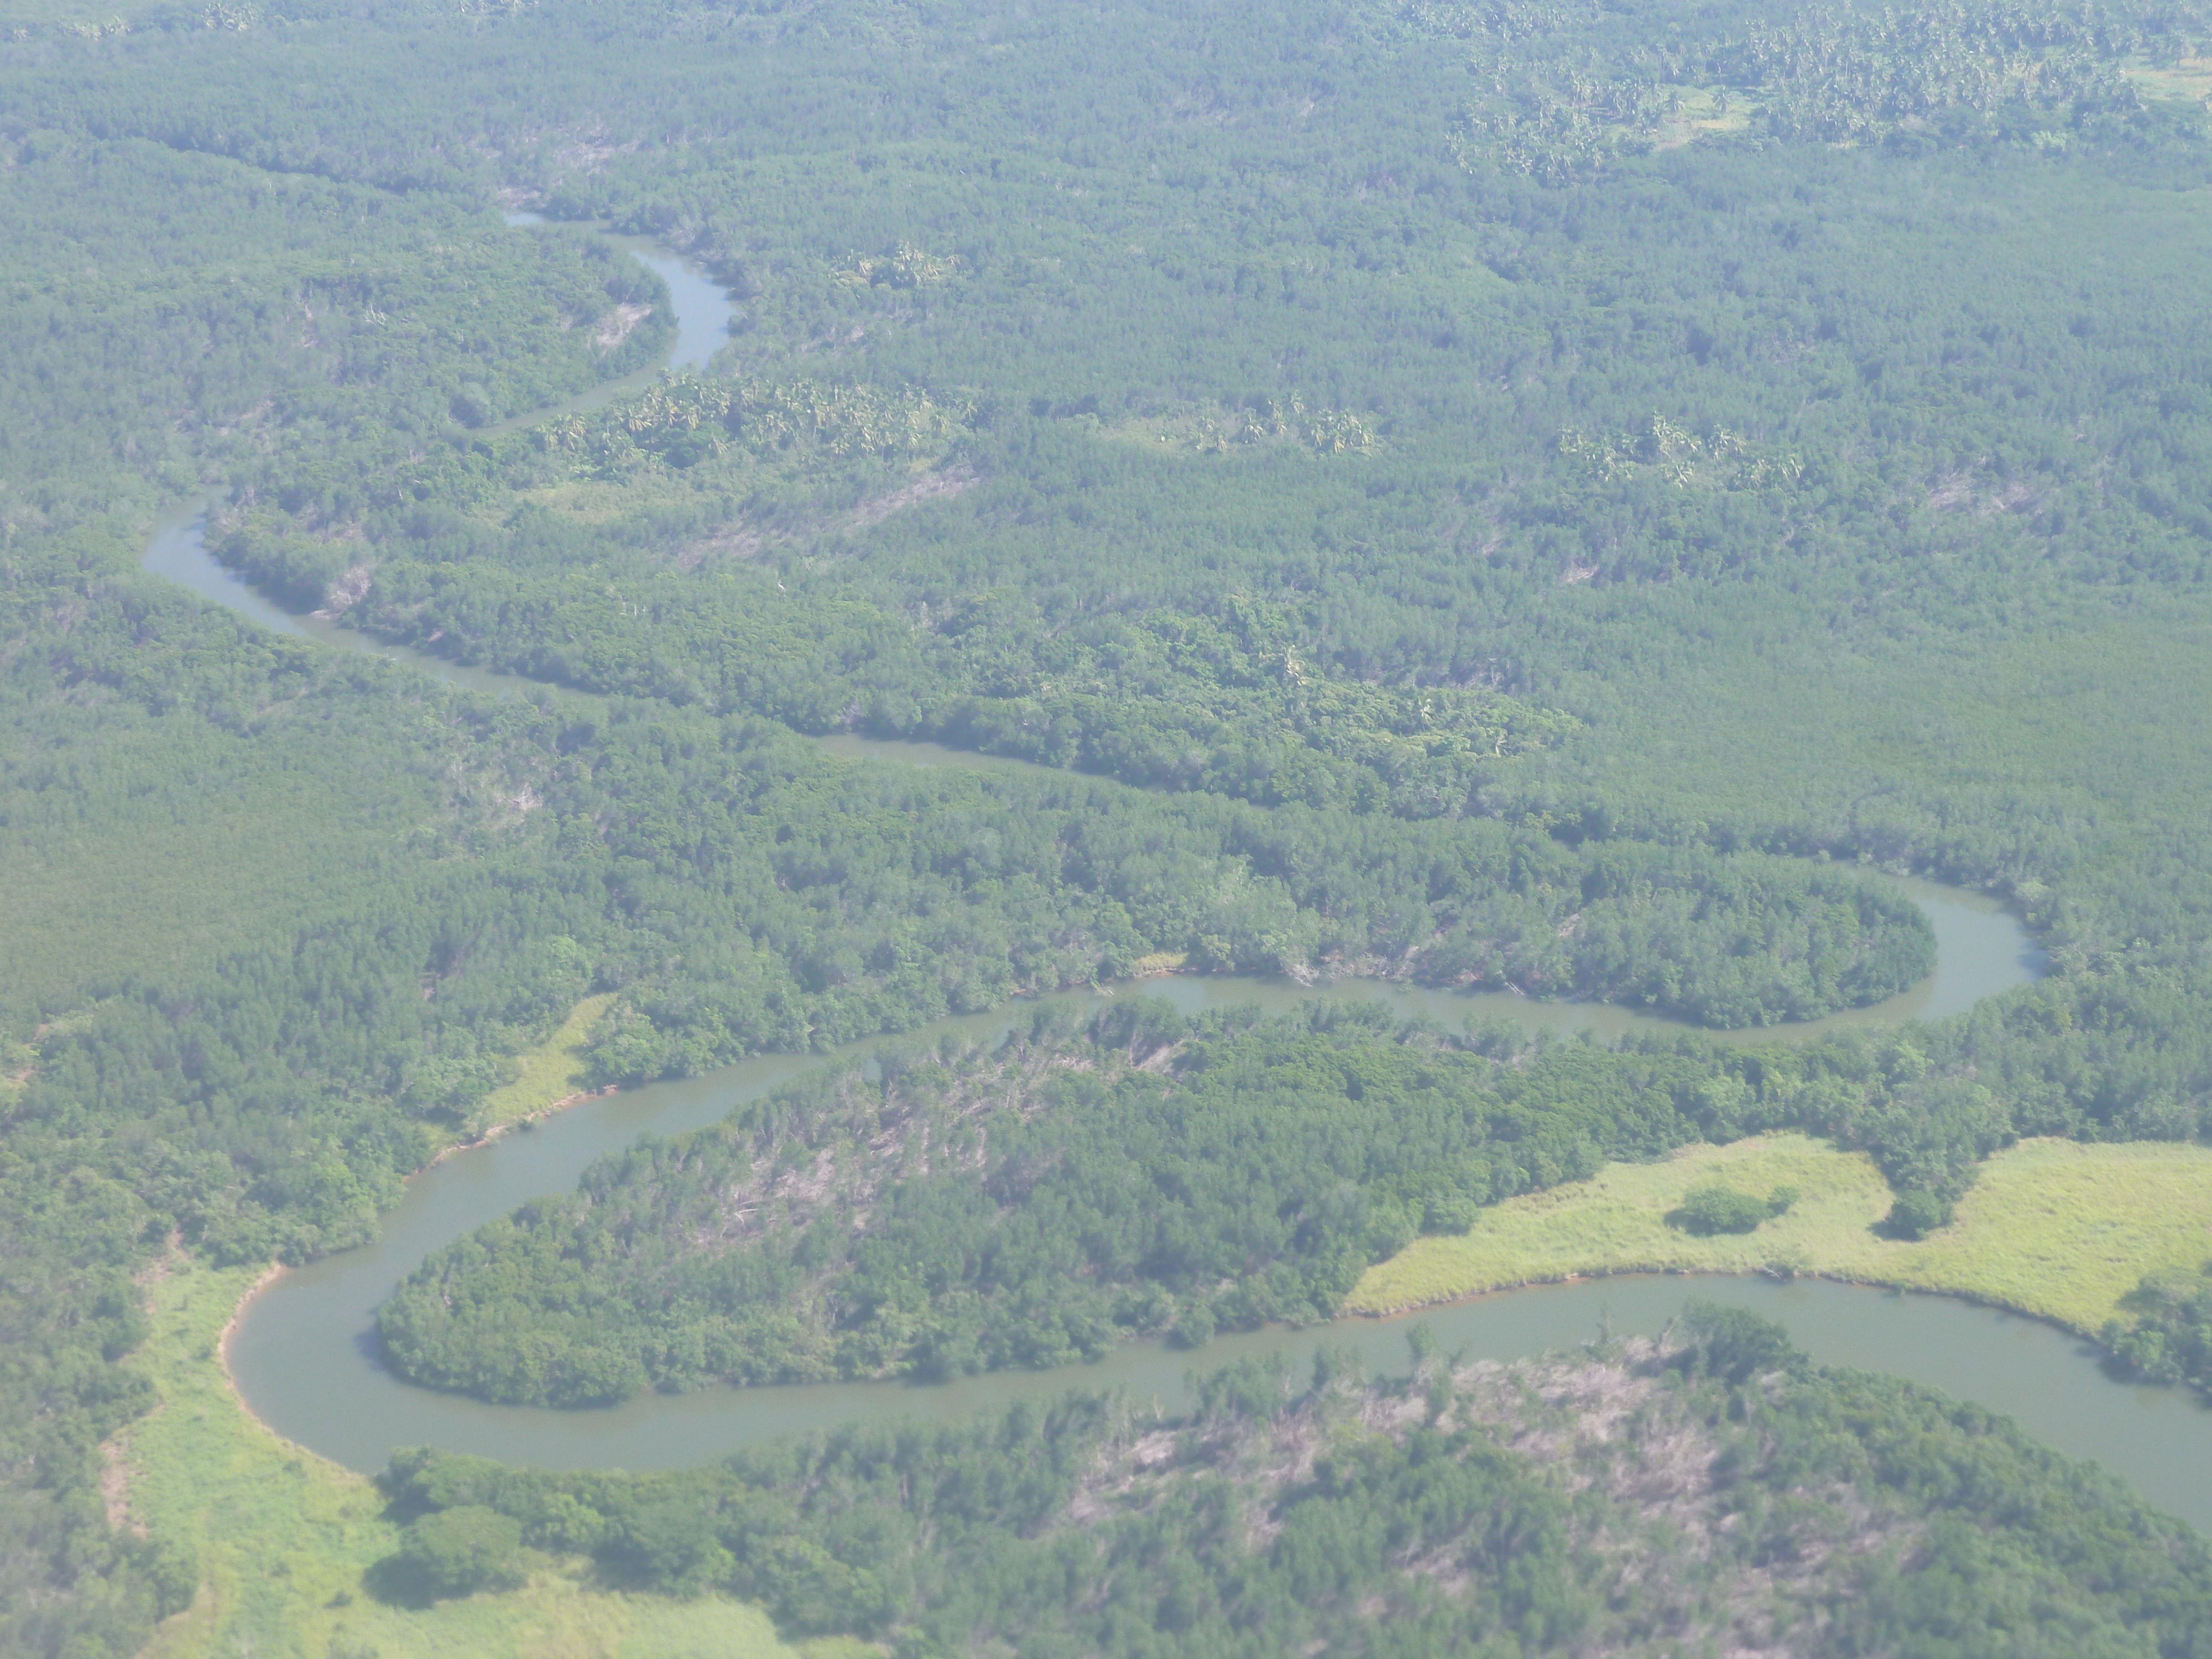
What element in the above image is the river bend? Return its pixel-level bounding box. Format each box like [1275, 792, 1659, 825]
[134, 215, 2189, 1538]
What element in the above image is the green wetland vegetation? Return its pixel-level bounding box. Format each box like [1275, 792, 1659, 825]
[5, 0, 2212, 1651]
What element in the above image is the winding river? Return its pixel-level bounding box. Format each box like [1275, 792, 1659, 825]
[136, 214, 2212, 1538]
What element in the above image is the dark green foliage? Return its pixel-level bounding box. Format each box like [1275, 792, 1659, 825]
[1671, 1181, 1797, 1234]
[5, 0, 2212, 1650]
[379, 1003, 1723, 1403]
[374, 1003, 2087, 1410]
[176, 0, 2212, 876]
[1676, 1301, 1803, 1381]
[2104, 1264, 2212, 1391]
[382, 1506, 528, 1602]
[1411, 0, 2211, 179]
[1837, 1075, 2016, 1206]
[377, 1332, 2212, 1655]
[1698, 1, 2205, 147]
[1885, 1190, 1958, 1239]
[1672, 1183, 1777, 1236]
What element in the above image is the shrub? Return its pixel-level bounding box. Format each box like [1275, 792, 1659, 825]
[1422, 1191, 1482, 1234]
[1171, 1301, 1217, 1348]
[1674, 1184, 1774, 1235]
[1679, 1301, 1801, 1381]
[397, 1505, 526, 1599]
[1884, 1190, 1954, 1239]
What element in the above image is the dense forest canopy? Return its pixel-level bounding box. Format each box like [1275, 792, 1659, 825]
[382, 966, 2212, 1412]
[2, 0, 2211, 1652]
[377, 1313, 2212, 1655]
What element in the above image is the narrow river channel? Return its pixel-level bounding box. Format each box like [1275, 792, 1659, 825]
[138, 213, 2204, 1540]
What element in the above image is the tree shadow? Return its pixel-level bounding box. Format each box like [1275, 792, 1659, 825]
[361, 1553, 441, 1610]
[1663, 1207, 1766, 1238]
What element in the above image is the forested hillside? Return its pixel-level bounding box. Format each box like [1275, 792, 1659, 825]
[3, 0, 2212, 1652]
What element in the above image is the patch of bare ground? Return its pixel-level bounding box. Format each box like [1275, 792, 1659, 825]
[842, 465, 978, 529]
[135, 1230, 185, 1288]
[670, 465, 976, 568]
[95, 1236, 194, 1537]
[675, 523, 759, 569]
[1926, 467, 2046, 518]
[593, 301, 653, 354]
[679, 1026, 1159, 1255]
[311, 563, 371, 618]
[549, 128, 639, 175]
[98, 1432, 149, 1537]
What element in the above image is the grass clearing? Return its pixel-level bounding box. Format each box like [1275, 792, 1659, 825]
[1350, 1133, 2212, 1336]
[2126, 56, 2212, 105]
[1652, 85, 1755, 148]
[117, 1254, 855, 1659]
[474, 993, 618, 1136]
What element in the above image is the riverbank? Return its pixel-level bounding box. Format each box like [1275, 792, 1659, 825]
[1348, 1132, 2212, 1338]
[465, 993, 620, 1142]
[209, 993, 628, 1395]
[121, 1254, 854, 1659]
[150, 1119, 2212, 1649]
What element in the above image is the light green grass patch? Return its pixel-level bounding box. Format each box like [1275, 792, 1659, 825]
[2125, 56, 2212, 106]
[1886, 1138, 2212, 1332]
[474, 992, 617, 1135]
[1100, 398, 1377, 457]
[1651, 86, 1756, 149]
[119, 1254, 848, 1659]
[1349, 1134, 2212, 1337]
[1350, 1135, 1891, 1314]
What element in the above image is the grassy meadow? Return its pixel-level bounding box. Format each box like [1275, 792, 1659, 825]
[112, 1254, 853, 1659]
[1350, 1133, 2212, 1336]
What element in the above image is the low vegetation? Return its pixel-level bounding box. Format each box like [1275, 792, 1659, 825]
[2106, 1262, 2212, 1396]
[112, 1253, 846, 1659]
[1351, 1134, 2212, 1337]
[469, 993, 618, 1139]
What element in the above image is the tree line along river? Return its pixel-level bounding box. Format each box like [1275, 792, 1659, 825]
[141, 213, 2212, 1542]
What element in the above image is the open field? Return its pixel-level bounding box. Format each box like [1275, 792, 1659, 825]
[2126, 55, 2212, 105]
[113, 1255, 853, 1659]
[1350, 1134, 2212, 1336]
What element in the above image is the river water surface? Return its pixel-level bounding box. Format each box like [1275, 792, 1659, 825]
[140, 215, 2194, 1535]
[225, 886, 2065, 1496]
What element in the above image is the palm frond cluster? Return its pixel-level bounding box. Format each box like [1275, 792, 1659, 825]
[536, 371, 972, 472]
